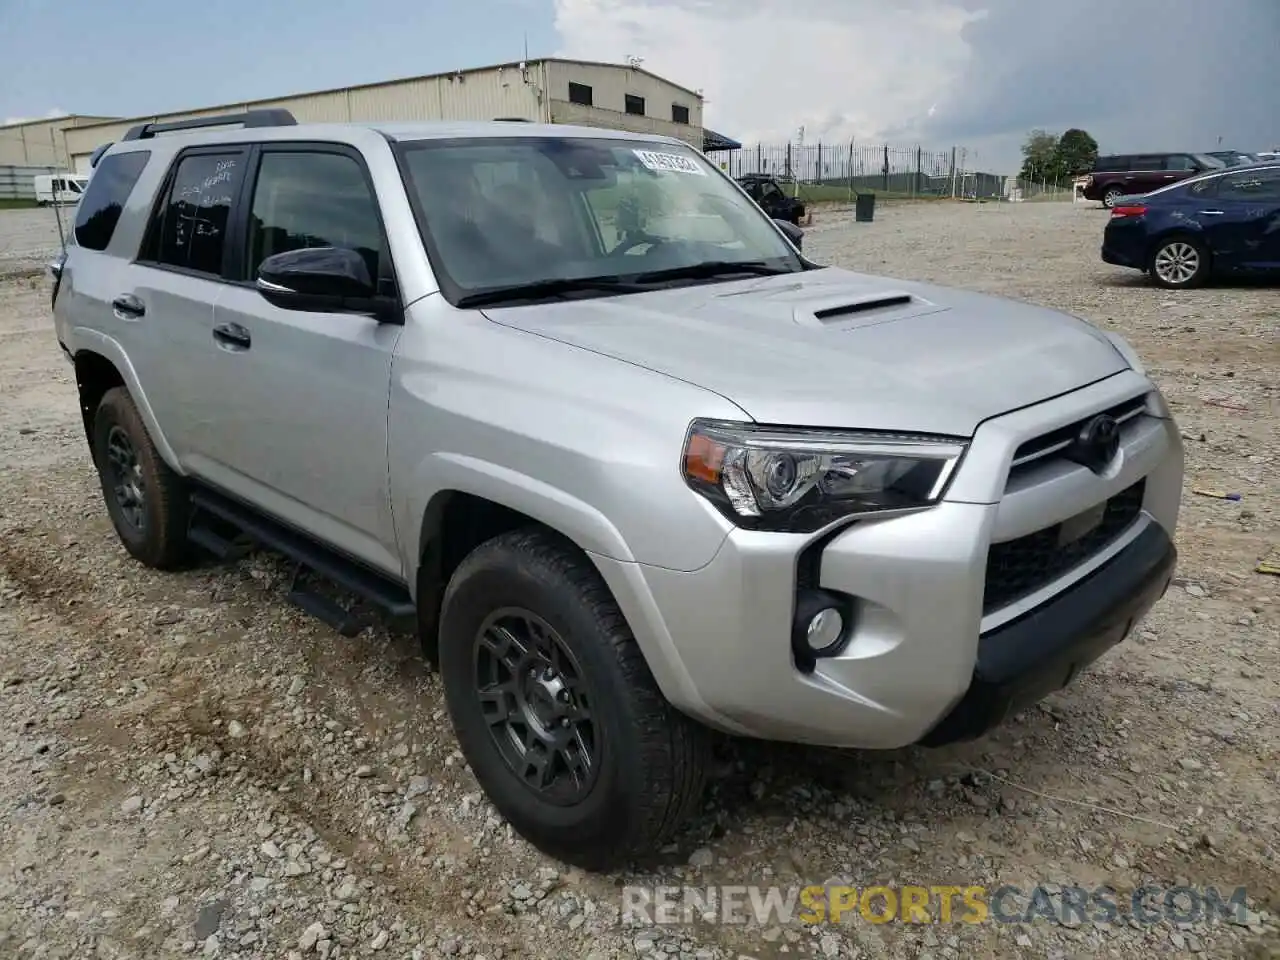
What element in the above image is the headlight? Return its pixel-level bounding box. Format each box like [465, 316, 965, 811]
[681, 419, 967, 533]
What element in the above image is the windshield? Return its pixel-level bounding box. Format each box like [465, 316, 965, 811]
[398, 136, 804, 303]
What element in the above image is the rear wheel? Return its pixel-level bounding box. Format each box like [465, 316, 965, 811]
[437, 528, 709, 871]
[92, 387, 191, 569]
[1102, 186, 1123, 208]
[1149, 236, 1209, 289]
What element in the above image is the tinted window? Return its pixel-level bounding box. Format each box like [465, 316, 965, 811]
[1131, 155, 1163, 170]
[1093, 156, 1126, 172]
[1218, 168, 1280, 201]
[246, 151, 385, 283]
[73, 150, 150, 251]
[1164, 155, 1196, 171]
[150, 152, 244, 276]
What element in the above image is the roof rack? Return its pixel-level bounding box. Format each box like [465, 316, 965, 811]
[121, 108, 297, 142]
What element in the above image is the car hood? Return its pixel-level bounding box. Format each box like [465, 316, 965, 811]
[481, 266, 1130, 436]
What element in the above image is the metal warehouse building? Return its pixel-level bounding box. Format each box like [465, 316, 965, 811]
[61, 58, 708, 173]
[0, 114, 120, 167]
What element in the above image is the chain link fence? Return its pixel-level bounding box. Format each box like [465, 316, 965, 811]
[705, 143, 1070, 204]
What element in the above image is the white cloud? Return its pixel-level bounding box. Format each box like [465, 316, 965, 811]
[3, 107, 69, 126]
[552, 0, 980, 146]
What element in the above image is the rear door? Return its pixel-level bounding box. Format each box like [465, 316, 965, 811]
[121, 144, 252, 466]
[1127, 155, 1167, 193]
[1200, 167, 1280, 270]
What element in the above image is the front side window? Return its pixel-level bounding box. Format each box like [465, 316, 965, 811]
[398, 137, 804, 303]
[1164, 155, 1195, 171]
[73, 150, 150, 252]
[246, 150, 385, 283]
[149, 151, 246, 276]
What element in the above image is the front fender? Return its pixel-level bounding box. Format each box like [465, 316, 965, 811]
[71, 327, 184, 474]
[399, 451, 637, 575]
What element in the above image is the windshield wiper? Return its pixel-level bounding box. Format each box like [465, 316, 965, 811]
[456, 276, 646, 308]
[631, 260, 796, 284]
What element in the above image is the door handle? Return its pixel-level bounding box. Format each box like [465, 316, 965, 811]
[1197, 210, 1226, 216]
[112, 294, 145, 319]
[212, 321, 251, 349]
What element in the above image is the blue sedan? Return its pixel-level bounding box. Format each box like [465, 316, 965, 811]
[1101, 162, 1280, 289]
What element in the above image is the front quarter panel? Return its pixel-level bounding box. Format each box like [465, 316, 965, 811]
[388, 298, 747, 576]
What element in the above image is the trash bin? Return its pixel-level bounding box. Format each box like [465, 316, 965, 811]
[855, 191, 876, 223]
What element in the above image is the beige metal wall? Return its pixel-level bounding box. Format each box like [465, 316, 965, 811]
[0, 115, 118, 168]
[544, 61, 703, 147]
[65, 65, 545, 169]
[64, 60, 705, 168]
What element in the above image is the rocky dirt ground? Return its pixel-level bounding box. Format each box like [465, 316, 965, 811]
[0, 200, 1276, 960]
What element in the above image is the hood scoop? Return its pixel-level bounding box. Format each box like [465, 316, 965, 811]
[792, 289, 944, 330]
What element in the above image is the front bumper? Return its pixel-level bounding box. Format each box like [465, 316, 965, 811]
[596, 371, 1184, 749]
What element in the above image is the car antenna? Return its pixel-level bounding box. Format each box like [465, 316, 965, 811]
[48, 127, 67, 256]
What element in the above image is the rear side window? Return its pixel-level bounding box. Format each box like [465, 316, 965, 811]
[1219, 168, 1280, 201]
[72, 151, 150, 251]
[147, 151, 246, 277]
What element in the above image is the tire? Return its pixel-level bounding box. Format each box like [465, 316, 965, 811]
[1102, 187, 1123, 208]
[438, 528, 709, 871]
[1149, 235, 1210, 289]
[91, 386, 191, 569]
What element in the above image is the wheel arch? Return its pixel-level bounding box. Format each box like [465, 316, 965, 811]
[70, 332, 183, 473]
[411, 485, 707, 718]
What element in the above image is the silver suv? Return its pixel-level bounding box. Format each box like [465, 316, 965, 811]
[52, 110, 1183, 871]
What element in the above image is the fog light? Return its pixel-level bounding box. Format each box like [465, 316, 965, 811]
[806, 607, 844, 653]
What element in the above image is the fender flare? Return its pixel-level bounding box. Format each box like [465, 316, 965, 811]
[71, 328, 184, 473]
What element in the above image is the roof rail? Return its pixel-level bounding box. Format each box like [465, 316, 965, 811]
[121, 109, 297, 142]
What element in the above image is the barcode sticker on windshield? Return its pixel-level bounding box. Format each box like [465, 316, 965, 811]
[633, 150, 706, 175]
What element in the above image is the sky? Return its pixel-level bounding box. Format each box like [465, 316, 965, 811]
[1, 0, 1275, 172]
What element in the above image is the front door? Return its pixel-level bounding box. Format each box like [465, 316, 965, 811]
[199, 144, 404, 576]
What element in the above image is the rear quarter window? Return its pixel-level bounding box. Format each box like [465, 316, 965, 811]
[72, 151, 151, 252]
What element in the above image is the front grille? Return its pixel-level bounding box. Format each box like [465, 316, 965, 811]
[983, 479, 1146, 614]
[1008, 393, 1148, 478]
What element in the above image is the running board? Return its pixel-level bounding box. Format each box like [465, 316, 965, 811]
[187, 486, 416, 635]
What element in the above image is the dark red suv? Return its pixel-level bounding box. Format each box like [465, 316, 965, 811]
[1084, 153, 1225, 207]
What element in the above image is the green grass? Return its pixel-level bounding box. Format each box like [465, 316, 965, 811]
[0, 198, 39, 210]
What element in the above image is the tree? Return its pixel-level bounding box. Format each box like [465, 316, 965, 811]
[1053, 128, 1099, 179]
[1020, 129, 1060, 183]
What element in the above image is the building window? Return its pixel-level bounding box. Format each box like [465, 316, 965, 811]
[568, 82, 593, 106]
[672, 104, 690, 124]
[625, 94, 645, 116]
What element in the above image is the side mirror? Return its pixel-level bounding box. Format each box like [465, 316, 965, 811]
[773, 218, 804, 251]
[256, 247, 399, 321]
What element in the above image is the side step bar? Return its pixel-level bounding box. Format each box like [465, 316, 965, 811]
[187, 486, 416, 636]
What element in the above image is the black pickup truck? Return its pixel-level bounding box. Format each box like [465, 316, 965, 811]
[735, 174, 805, 225]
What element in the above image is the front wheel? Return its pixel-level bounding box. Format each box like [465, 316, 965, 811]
[437, 528, 709, 870]
[1102, 187, 1123, 208]
[1149, 236, 1209, 289]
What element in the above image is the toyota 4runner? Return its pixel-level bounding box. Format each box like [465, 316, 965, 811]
[52, 110, 1183, 871]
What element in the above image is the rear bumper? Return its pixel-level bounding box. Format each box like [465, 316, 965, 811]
[919, 522, 1176, 745]
[1101, 244, 1144, 269]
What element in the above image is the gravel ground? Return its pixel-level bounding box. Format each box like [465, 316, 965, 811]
[1, 200, 1277, 960]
